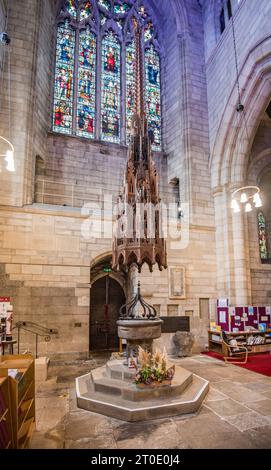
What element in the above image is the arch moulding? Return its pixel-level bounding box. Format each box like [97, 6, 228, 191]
[211, 36, 271, 191]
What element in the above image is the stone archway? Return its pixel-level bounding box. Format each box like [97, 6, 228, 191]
[90, 276, 126, 351]
[89, 254, 126, 351]
[210, 45, 271, 304]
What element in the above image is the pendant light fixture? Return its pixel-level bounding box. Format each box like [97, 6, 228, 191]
[232, 186, 262, 214]
[0, 136, 14, 172]
[230, 11, 262, 214]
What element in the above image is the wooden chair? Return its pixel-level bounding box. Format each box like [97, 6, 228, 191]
[221, 330, 248, 364]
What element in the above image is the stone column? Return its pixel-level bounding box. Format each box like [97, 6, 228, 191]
[0, 0, 53, 207]
[232, 203, 252, 305]
[214, 187, 233, 299]
[213, 185, 252, 306]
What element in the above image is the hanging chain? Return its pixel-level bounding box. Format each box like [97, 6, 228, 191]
[0, 3, 9, 103]
[231, 14, 243, 110]
[231, 9, 254, 169]
[8, 43, 11, 142]
[0, 2, 10, 141]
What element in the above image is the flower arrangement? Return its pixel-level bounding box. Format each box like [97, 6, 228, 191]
[134, 347, 175, 386]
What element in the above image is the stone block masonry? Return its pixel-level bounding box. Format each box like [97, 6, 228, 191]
[0, 202, 217, 358]
[0, 0, 230, 357]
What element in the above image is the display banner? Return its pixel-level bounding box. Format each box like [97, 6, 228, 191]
[217, 305, 271, 332]
[0, 297, 11, 318]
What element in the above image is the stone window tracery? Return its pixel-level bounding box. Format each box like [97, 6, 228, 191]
[257, 169, 271, 264]
[53, 0, 162, 150]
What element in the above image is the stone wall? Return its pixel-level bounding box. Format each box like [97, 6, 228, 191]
[202, 0, 241, 62]
[0, 207, 91, 358]
[0, 0, 7, 67]
[251, 270, 271, 305]
[0, 0, 54, 206]
[0, 202, 217, 357]
[203, 0, 271, 305]
[205, 0, 271, 155]
[35, 135, 173, 208]
[32, 0, 54, 173]
[0, 0, 221, 359]
[164, 1, 215, 230]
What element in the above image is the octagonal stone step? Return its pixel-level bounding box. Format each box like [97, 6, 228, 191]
[91, 363, 193, 402]
[76, 368, 209, 422]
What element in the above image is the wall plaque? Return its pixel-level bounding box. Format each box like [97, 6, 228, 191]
[169, 266, 186, 299]
[160, 316, 190, 333]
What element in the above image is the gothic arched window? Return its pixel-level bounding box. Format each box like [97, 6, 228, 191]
[227, 0, 232, 20]
[101, 31, 121, 143]
[258, 211, 269, 263]
[53, 0, 162, 150]
[219, 8, 225, 34]
[218, 0, 233, 36]
[145, 45, 161, 150]
[53, 20, 76, 135]
[77, 27, 97, 138]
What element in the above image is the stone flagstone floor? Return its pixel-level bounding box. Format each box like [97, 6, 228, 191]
[30, 353, 271, 449]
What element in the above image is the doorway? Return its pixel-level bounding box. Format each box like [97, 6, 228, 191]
[90, 276, 126, 351]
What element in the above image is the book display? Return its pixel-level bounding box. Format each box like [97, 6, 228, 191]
[0, 354, 35, 449]
[207, 330, 222, 353]
[0, 298, 10, 348]
[208, 328, 271, 355]
[0, 298, 15, 355]
[0, 376, 12, 449]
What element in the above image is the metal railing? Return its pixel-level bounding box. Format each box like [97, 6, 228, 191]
[14, 321, 58, 358]
[34, 178, 118, 208]
[35, 178, 77, 207]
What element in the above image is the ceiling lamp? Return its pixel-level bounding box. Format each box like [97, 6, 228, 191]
[231, 199, 240, 212]
[233, 205, 240, 213]
[240, 193, 248, 203]
[245, 203, 252, 213]
[229, 11, 261, 215]
[0, 136, 15, 172]
[231, 186, 262, 214]
[253, 192, 263, 208]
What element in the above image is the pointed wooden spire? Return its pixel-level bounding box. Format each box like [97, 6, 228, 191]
[112, 7, 167, 274]
[133, 17, 145, 118]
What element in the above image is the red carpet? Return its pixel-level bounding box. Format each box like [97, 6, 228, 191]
[202, 351, 271, 377]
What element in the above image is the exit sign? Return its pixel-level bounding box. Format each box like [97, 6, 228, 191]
[103, 267, 111, 273]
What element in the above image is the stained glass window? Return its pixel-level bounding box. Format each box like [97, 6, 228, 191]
[145, 45, 161, 150]
[53, 21, 75, 135]
[80, 1, 93, 20]
[101, 32, 121, 143]
[99, 12, 107, 26]
[53, 1, 162, 149]
[114, 3, 130, 15]
[77, 28, 96, 138]
[126, 41, 136, 144]
[98, 0, 111, 11]
[66, 0, 77, 18]
[144, 21, 155, 42]
[258, 212, 269, 262]
[138, 5, 147, 19]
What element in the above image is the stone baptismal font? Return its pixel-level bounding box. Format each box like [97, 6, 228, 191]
[76, 18, 209, 422]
